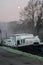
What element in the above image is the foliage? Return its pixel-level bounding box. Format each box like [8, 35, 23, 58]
[20, 0, 43, 35]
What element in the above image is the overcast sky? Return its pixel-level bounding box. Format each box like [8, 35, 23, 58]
[0, 0, 29, 22]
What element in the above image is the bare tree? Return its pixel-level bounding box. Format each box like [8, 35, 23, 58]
[36, 0, 43, 35]
[20, 0, 43, 35]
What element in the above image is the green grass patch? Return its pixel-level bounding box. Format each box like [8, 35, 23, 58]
[1, 46, 43, 61]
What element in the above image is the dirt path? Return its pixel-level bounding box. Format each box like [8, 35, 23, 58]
[0, 47, 43, 65]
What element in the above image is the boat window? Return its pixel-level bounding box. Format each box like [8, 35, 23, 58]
[21, 39, 25, 43]
[8, 41, 11, 42]
[23, 39, 25, 43]
[21, 40, 22, 43]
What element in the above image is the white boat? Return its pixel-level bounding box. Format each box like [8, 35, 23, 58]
[3, 33, 40, 48]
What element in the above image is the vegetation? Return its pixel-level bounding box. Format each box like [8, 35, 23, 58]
[20, 0, 43, 41]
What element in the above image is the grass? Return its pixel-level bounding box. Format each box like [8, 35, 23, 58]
[1, 46, 43, 61]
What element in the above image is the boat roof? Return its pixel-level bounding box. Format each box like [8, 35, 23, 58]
[13, 33, 33, 36]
